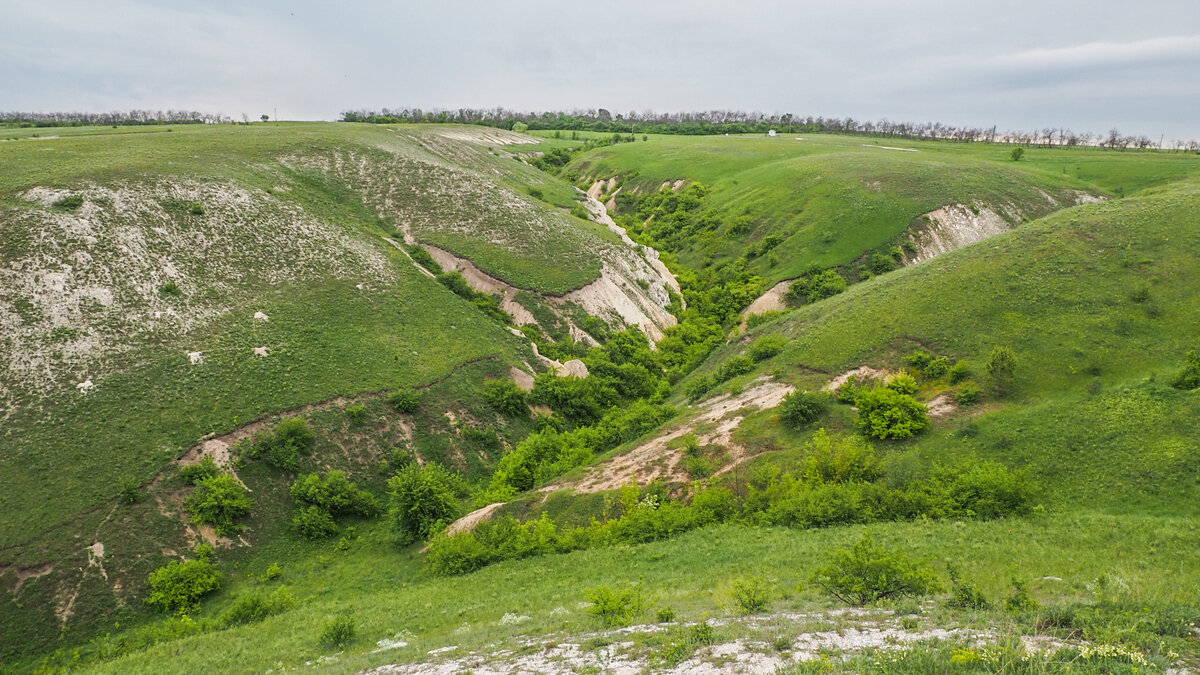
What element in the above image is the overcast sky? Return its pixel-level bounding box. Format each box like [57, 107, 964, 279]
[4, 0, 1199, 140]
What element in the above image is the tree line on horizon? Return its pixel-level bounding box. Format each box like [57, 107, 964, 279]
[1, 110, 231, 128]
[340, 107, 1198, 151]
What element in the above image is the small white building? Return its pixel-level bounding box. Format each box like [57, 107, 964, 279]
[767, 129, 777, 137]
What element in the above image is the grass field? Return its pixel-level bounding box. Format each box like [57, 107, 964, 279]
[6, 123, 1200, 673]
[564, 133, 1200, 283]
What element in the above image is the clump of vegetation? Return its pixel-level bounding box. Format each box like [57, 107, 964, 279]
[483, 379, 528, 417]
[986, 345, 1019, 396]
[1171, 350, 1200, 390]
[388, 463, 462, 544]
[785, 269, 848, 306]
[436, 271, 511, 324]
[158, 280, 182, 297]
[886, 372, 919, 395]
[405, 244, 443, 274]
[956, 382, 982, 406]
[585, 584, 643, 627]
[730, 574, 773, 614]
[52, 194, 84, 210]
[220, 587, 295, 627]
[800, 429, 880, 484]
[179, 457, 220, 485]
[388, 388, 422, 413]
[810, 536, 941, 605]
[1005, 576, 1039, 612]
[245, 417, 315, 471]
[146, 558, 221, 614]
[748, 335, 788, 362]
[290, 471, 380, 539]
[344, 403, 366, 424]
[185, 474, 253, 536]
[945, 563, 991, 610]
[318, 614, 357, 649]
[778, 390, 829, 429]
[118, 474, 142, 504]
[854, 387, 929, 439]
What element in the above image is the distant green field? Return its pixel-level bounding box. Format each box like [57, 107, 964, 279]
[566, 133, 1200, 282]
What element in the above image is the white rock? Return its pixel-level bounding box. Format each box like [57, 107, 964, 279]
[76, 379, 95, 394]
[253, 311, 269, 321]
[187, 351, 204, 365]
[253, 346, 269, 357]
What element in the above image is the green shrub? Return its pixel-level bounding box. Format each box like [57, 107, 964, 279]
[1171, 350, 1200, 390]
[986, 346, 1019, 395]
[119, 474, 142, 504]
[293, 505, 339, 539]
[868, 252, 896, 274]
[389, 388, 422, 413]
[691, 486, 739, 523]
[263, 562, 282, 580]
[808, 269, 848, 302]
[945, 564, 991, 610]
[905, 350, 932, 371]
[854, 388, 929, 440]
[405, 245, 443, 275]
[886, 373, 919, 395]
[956, 382, 981, 406]
[246, 417, 315, 471]
[483, 379, 528, 417]
[810, 536, 941, 605]
[319, 615, 357, 649]
[388, 463, 461, 544]
[52, 194, 84, 210]
[146, 559, 221, 614]
[585, 584, 643, 627]
[948, 361, 973, 384]
[185, 474, 253, 536]
[684, 375, 714, 402]
[924, 356, 951, 379]
[715, 355, 754, 382]
[748, 335, 788, 362]
[682, 455, 713, 478]
[778, 391, 829, 429]
[179, 457, 220, 485]
[801, 429, 881, 484]
[746, 310, 786, 329]
[1005, 577, 1039, 612]
[730, 574, 773, 614]
[656, 607, 676, 623]
[158, 280, 182, 297]
[835, 375, 867, 404]
[291, 471, 379, 518]
[345, 404, 366, 423]
[220, 587, 295, 627]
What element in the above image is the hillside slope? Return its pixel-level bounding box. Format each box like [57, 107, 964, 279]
[0, 122, 673, 663]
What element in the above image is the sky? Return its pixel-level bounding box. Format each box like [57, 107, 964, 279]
[3, 0, 1199, 141]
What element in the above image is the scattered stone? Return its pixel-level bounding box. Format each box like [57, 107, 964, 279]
[76, 379, 95, 394]
[253, 347, 269, 357]
[187, 351, 204, 365]
[253, 311, 269, 321]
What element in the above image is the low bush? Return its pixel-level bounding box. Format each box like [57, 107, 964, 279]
[1171, 350, 1200, 390]
[245, 417, 314, 471]
[986, 345, 1019, 396]
[220, 587, 295, 627]
[158, 280, 182, 297]
[684, 375, 714, 402]
[388, 463, 461, 544]
[179, 457, 220, 485]
[945, 563, 991, 610]
[345, 403, 366, 424]
[956, 382, 982, 406]
[119, 474, 142, 504]
[1005, 577, 1039, 612]
[905, 350, 932, 371]
[52, 194, 84, 210]
[948, 360, 973, 384]
[778, 391, 829, 429]
[146, 558, 221, 614]
[483, 379, 528, 417]
[389, 388, 422, 413]
[925, 356, 951, 379]
[293, 504, 339, 539]
[319, 615, 357, 649]
[810, 536, 941, 605]
[185, 474, 253, 536]
[748, 335, 788, 362]
[886, 373, 919, 395]
[730, 574, 773, 614]
[405, 245, 444, 275]
[585, 584, 643, 627]
[801, 429, 881, 484]
[715, 355, 754, 383]
[854, 388, 929, 439]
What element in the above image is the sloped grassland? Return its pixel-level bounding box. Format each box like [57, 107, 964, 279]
[0, 122, 649, 663]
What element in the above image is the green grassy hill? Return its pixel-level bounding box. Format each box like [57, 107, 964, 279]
[5, 124, 1200, 674]
[563, 133, 1200, 284]
[0, 122, 666, 665]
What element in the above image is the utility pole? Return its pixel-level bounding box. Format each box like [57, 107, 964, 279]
[275, 108, 278, 123]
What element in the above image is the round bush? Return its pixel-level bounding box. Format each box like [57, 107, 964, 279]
[854, 388, 929, 440]
[778, 391, 829, 429]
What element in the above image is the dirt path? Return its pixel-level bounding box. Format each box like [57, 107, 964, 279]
[442, 503, 506, 537]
